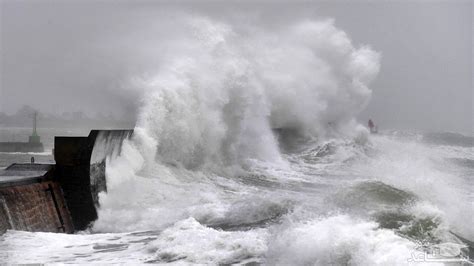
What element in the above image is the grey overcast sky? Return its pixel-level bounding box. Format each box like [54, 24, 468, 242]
[0, 0, 472, 133]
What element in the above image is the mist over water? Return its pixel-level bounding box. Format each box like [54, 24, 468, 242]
[1, 13, 472, 265]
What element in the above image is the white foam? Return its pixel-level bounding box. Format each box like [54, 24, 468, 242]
[0, 230, 150, 263]
[354, 135, 474, 240]
[267, 215, 418, 265]
[147, 217, 268, 264]
[0, 216, 432, 265]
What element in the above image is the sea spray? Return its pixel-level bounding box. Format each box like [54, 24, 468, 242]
[89, 17, 474, 264]
[131, 16, 380, 172]
[93, 15, 380, 233]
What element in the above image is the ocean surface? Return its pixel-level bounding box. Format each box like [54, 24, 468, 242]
[0, 128, 473, 265]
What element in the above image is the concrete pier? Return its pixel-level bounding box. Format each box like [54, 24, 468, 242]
[0, 164, 73, 234]
[0, 129, 133, 234]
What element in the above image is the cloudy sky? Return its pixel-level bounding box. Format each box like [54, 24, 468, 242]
[0, 0, 472, 133]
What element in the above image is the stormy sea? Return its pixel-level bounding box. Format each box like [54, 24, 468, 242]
[1, 17, 473, 265]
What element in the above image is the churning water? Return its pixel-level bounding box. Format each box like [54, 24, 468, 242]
[1, 16, 472, 265]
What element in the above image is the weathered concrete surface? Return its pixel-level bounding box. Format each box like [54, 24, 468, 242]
[0, 164, 73, 234]
[54, 130, 133, 231]
[0, 129, 133, 235]
[54, 134, 96, 231]
[0, 163, 51, 185]
[90, 130, 133, 206]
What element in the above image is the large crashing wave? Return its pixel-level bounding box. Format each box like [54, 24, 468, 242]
[130, 16, 380, 171]
[93, 16, 380, 232]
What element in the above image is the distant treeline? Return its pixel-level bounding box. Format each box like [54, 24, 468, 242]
[0, 105, 135, 129]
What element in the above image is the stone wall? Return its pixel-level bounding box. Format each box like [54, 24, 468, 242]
[0, 180, 73, 234]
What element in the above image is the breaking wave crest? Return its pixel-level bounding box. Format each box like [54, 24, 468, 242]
[128, 16, 380, 173]
[93, 15, 381, 232]
[88, 16, 473, 265]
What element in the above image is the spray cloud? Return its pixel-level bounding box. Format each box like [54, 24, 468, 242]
[130, 15, 380, 172]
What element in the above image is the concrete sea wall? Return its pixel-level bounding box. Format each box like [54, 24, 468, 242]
[0, 165, 73, 234]
[0, 129, 133, 235]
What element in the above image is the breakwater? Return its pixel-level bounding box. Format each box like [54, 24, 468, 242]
[0, 164, 73, 233]
[0, 130, 132, 234]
